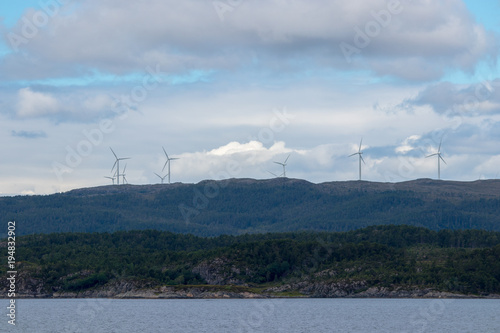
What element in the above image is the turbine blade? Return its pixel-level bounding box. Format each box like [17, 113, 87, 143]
[440, 155, 447, 165]
[349, 153, 358, 157]
[123, 163, 127, 173]
[170, 157, 179, 161]
[438, 138, 442, 152]
[426, 153, 437, 158]
[268, 171, 279, 177]
[154, 172, 161, 178]
[284, 154, 290, 164]
[110, 147, 118, 159]
[162, 146, 168, 157]
[111, 160, 117, 172]
[360, 155, 366, 164]
[359, 138, 363, 152]
[274, 161, 283, 165]
[162, 161, 169, 172]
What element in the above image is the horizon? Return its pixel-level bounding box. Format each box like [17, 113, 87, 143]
[2, 176, 499, 197]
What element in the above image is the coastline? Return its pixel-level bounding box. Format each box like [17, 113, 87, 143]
[2, 284, 499, 300]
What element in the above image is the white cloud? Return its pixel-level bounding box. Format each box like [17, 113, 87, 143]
[208, 141, 266, 156]
[12, 87, 122, 122]
[83, 94, 114, 112]
[474, 155, 500, 178]
[395, 135, 421, 154]
[16, 87, 60, 117]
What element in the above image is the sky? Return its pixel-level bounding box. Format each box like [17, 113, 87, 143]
[1, 0, 500, 195]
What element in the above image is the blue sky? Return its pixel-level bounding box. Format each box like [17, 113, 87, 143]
[464, 0, 500, 30]
[1, 0, 500, 195]
[0, 2, 40, 27]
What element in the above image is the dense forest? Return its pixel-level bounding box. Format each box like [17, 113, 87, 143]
[2, 225, 500, 296]
[1, 178, 500, 237]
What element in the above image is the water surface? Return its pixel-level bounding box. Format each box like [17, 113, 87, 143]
[1, 298, 498, 332]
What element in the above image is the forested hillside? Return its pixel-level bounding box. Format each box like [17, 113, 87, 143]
[2, 225, 499, 297]
[2, 178, 500, 236]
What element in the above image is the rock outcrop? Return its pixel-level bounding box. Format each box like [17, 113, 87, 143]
[3, 276, 499, 299]
[192, 257, 249, 286]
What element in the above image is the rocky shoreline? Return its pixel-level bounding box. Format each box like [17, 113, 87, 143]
[2, 280, 499, 299]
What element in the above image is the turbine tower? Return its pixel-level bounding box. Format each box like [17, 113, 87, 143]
[162, 147, 179, 184]
[154, 172, 167, 184]
[110, 147, 130, 185]
[273, 154, 290, 178]
[426, 139, 446, 180]
[349, 139, 365, 181]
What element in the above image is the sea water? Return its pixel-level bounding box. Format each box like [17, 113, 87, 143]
[1, 298, 499, 332]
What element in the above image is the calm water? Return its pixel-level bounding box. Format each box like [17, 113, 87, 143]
[1, 298, 499, 332]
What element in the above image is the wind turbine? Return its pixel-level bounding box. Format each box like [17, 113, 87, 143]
[426, 138, 446, 180]
[273, 154, 290, 178]
[110, 147, 130, 185]
[349, 139, 365, 181]
[154, 172, 167, 184]
[120, 163, 128, 184]
[104, 176, 116, 185]
[268, 170, 283, 178]
[162, 147, 179, 184]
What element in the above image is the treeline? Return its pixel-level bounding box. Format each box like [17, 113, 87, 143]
[1, 225, 500, 295]
[16, 225, 500, 252]
[1, 179, 500, 237]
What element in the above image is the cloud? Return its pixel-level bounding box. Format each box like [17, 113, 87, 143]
[1, 0, 496, 82]
[175, 140, 292, 175]
[16, 87, 60, 117]
[144, 140, 323, 183]
[11, 130, 47, 138]
[400, 79, 500, 115]
[474, 155, 500, 178]
[395, 135, 421, 154]
[82, 94, 115, 112]
[1, 1, 500, 195]
[13, 86, 124, 122]
[208, 141, 268, 156]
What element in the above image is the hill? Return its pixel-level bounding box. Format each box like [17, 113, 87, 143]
[2, 178, 500, 236]
[2, 226, 500, 298]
